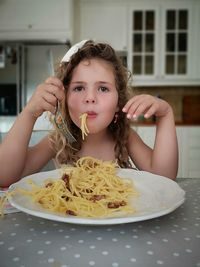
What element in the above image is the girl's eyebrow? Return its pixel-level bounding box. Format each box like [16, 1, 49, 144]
[70, 81, 114, 86]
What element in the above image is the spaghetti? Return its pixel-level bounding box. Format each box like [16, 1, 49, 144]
[79, 113, 89, 140]
[14, 157, 139, 218]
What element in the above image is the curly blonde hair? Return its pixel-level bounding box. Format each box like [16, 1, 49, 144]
[49, 40, 132, 167]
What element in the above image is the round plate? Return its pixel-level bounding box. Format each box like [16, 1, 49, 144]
[8, 169, 185, 225]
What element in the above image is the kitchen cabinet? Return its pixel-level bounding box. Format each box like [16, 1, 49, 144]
[128, 0, 200, 86]
[133, 125, 200, 178]
[80, 0, 200, 86]
[176, 126, 200, 178]
[0, 0, 73, 42]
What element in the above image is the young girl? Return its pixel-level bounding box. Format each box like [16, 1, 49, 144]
[0, 40, 178, 187]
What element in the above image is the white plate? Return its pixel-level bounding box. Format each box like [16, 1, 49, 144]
[8, 169, 185, 225]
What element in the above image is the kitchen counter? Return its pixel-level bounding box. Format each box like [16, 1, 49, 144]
[0, 178, 200, 267]
[0, 113, 52, 133]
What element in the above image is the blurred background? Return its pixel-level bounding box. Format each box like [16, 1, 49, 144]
[0, 0, 199, 177]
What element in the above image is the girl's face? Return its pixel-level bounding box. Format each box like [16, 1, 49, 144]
[67, 58, 119, 135]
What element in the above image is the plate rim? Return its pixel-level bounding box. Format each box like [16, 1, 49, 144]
[8, 169, 185, 225]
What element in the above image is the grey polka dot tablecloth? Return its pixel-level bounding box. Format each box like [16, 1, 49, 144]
[0, 178, 200, 267]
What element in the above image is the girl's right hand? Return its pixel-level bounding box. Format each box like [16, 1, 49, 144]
[23, 76, 65, 118]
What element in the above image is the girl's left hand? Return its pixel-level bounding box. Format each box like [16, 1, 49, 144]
[122, 94, 171, 120]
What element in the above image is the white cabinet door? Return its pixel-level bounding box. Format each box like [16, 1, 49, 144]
[134, 126, 200, 178]
[0, 0, 73, 42]
[128, 0, 200, 86]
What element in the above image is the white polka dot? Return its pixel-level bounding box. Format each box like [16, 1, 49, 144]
[58, 229, 64, 232]
[42, 231, 47, 234]
[0, 241, 4, 245]
[74, 254, 80, 258]
[112, 263, 119, 267]
[45, 241, 51, 245]
[13, 257, 19, 262]
[147, 241, 152, 245]
[70, 228, 76, 231]
[97, 237, 102, 240]
[120, 231, 125, 234]
[10, 232, 16, 236]
[112, 238, 118, 242]
[78, 240, 84, 243]
[130, 258, 136, 262]
[162, 239, 168, 242]
[61, 265, 68, 267]
[60, 246, 67, 251]
[14, 223, 19, 227]
[87, 230, 92, 233]
[184, 237, 191, 241]
[171, 229, 177, 233]
[37, 250, 44, 255]
[125, 245, 131, 248]
[157, 260, 164, 265]
[8, 246, 15, 251]
[147, 251, 154, 255]
[65, 235, 70, 239]
[89, 245, 96, 249]
[102, 251, 108, 255]
[89, 261, 95, 266]
[196, 262, 200, 267]
[150, 230, 156, 234]
[132, 235, 138, 239]
[107, 228, 112, 231]
[48, 258, 55, 263]
[173, 252, 180, 257]
[27, 239, 32, 243]
[132, 229, 138, 232]
[196, 235, 200, 238]
[186, 249, 192, 253]
[182, 227, 188, 231]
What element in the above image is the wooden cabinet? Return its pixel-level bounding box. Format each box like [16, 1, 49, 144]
[133, 125, 200, 178]
[0, 0, 73, 42]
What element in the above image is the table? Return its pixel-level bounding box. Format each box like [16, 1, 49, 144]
[0, 178, 200, 267]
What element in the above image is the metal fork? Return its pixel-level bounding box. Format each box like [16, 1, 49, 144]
[46, 49, 76, 144]
[54, 100, 76, 144]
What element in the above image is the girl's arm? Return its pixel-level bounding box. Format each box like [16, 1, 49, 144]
[123, 95, 178, 180]
[0, 77, 65, 187]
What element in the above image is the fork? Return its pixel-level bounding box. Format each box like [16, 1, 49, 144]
[54, 100, 76, 144]
[46, 49, 76, 144]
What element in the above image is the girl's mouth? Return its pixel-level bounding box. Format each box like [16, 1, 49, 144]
[86, 111, 97, 118]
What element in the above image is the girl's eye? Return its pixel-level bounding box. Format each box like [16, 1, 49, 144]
[73, 86, 84, 92]
[99, 86, 109, 92]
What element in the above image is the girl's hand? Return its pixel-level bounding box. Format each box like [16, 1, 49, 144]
[122, 94, 171, 120]
[24, 77, 65, 118]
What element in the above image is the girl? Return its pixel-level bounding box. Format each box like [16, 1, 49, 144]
[0, 40, 178, 187]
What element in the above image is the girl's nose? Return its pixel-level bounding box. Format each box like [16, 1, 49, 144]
[84, 91, 96, 104]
